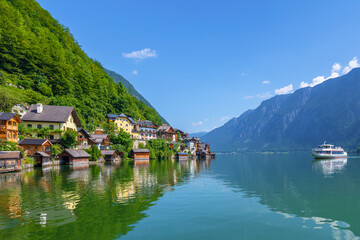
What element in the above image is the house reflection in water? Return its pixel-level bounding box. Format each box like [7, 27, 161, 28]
[312, 158, 348, 176]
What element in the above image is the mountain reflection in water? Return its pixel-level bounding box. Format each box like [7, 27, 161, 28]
[1, 154, 360, 240]
[0, 160, 211, 240]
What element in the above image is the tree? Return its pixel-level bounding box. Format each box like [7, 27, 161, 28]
[85, 145, 101, 161]
[0, 71, 5, 85]
[60, 130, 77, 149]
[177, 131, 181, 142]
[51, 144, 63, 160]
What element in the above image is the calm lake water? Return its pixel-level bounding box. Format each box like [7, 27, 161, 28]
[1, 153, 360, 239]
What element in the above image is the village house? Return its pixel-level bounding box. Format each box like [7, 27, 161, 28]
[0, 112, 22, 143]
[59, 149, 90, 165]
[184, 138, 197, 155]
[0, 151, 22, 172]
[137, 120, 157, 140]
[19, 139, 52, 156]
[174, 129, 189, 141]
[77, 128, 110, 150]
[106, 113, 140, 139]
[157, 124, 177, 142]
[21, 104, 81, 142]
[89, 134, 111, 149]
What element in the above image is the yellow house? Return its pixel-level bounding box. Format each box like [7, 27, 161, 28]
[21, 104, 81, 140]
[106, 113, 140, 139]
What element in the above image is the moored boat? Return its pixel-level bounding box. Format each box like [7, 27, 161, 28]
[312, 142, 347, 159]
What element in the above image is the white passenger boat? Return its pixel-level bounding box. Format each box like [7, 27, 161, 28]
[312, 142, 347, 159]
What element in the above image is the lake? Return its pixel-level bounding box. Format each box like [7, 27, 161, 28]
[0, 153, 359, 239]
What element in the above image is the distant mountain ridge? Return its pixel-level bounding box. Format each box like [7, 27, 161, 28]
[203, 68, 360, 152]
[105, 69, 168, 124]
[189, 132, 208, 138]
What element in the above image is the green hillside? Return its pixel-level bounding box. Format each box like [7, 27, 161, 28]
[105, 68, 169, 124]
[0, 0, 163, 127]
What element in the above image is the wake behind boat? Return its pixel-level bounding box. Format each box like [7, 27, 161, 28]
[312, 142, 347, 159]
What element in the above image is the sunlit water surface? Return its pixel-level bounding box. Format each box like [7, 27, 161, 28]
[1, 153, 360, 239]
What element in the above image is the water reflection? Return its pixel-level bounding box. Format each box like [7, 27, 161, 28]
[211, 153, 360, 238]
[312, 158, 348, 176]
[0, 159, 207, 239]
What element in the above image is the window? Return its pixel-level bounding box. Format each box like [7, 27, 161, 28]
[46, 147, 51, 152]
[49, 135, 54, 140]
[37, 124, 42, 129]
[13, 122, 16, 126]
[49, 125, 54, 130]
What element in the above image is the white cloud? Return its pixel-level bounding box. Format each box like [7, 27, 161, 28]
[274, 84, 293, 95]
[262, 80, 270, 84]
[244, 95, 255, 99]
[132, 70, 138, 75]
[192, 121, 203, 126]
[257, 92, 273, 99]
[300, 62, 343, 88]
[332, 63, 341, 72]
[123, 48, 157, 60]
[219, 116, 230, 122]
[342, 57, 360, 74]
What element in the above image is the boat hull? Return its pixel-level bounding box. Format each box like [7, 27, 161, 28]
[312, 153, 347, 159]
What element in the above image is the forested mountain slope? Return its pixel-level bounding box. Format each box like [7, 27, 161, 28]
[105, 69, 168, 124]
[203, 68, 360, 152]
[0, 0, 163, 127]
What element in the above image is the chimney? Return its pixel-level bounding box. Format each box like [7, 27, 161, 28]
[36, 103, 43, 113]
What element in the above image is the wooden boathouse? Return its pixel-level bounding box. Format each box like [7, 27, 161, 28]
[59, 149, 90, 165]
[101, 150, 119, 162]
[177, 152, 188, 161]
[0, 151, 22, 173]
[131, 149, 150, 161]
[33, 152, 52, 167]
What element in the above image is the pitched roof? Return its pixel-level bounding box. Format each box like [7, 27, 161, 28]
[101, 150, 116, 155]
[0, 151, 22, 159]
[128, 117, 136, 124]
[21, 105, 81, 126]
[132, 148, 150, 153]
[19, 138, 51, 146]
[34, 151, 50, 157]
[157, 124, 175, 133]
[90, 134, 108, 140]
[106, 114, 118, 119]
[118, 113, 127, 118]
[63, 149, 90, 158]
[0, 112, 16, 121]
[177, 152, 188, 155]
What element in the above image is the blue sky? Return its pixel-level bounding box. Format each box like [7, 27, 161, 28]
[37, 0, 360, 133]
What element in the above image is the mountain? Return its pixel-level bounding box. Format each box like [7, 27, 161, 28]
[189, 132, 208, 138]
[0, 0, 163, 127]
[203, 68, 360, 152]
[105, 69, 168, 124]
